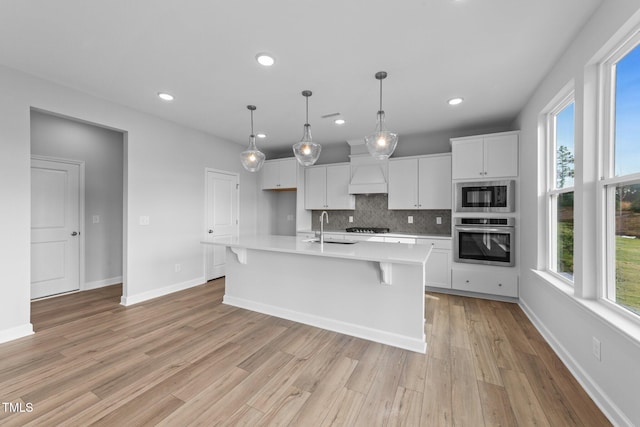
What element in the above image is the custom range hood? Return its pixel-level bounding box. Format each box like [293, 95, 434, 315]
[347, 140, 389, 194]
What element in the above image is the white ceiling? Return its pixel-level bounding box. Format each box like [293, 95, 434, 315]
[0, 0, 601, 152]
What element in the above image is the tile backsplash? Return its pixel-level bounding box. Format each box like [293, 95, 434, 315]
[311, 194, 451, 236]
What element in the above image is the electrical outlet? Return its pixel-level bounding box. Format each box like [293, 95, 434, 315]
[92, 215, 100, 224]
[436, 216, 442, 225]
[139, 216, 150, 226]
[408, 216, 413, 224]
[349, 216, 354, 223]
[592, 337, 601, 361]
[286, 214, 294, 221]
[174, 263, 181, 273]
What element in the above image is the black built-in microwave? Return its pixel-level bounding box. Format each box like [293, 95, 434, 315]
[455, 180, 515, 213]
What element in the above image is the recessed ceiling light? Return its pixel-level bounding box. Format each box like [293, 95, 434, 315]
[256, 53, 275, 67]
[334, 118, 346, 125]
[256, 133, 266, 138]
[448, 97, 464, 106]
[157, 92, 174, 101]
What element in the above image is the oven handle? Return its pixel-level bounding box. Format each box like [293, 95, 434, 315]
[455, 226, 514, 233]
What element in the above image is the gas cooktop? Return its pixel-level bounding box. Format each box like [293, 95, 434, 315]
[345, 227, 390, 234]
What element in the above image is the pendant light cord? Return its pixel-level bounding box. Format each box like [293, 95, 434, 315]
[305, 95, 309, 126]
[250, 109, 254, 136]
[379, 78, 383, 112]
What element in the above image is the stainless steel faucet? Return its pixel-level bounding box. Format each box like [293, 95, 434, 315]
[320, 211, 329, 245]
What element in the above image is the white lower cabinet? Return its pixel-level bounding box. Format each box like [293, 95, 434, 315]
[451, 267, 518, 298]
[416, 238, 451, 289]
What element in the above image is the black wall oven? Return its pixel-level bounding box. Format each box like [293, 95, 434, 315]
[454, 217, 515, 266]
[455, 180, 515, 213]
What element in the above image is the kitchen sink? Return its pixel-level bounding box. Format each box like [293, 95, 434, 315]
[302, 238, 358, 245]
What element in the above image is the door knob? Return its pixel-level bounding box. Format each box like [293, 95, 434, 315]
[208, 229, 214, 234]
[71, 231, 78, 236]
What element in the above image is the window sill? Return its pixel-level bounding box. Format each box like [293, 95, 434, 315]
[531, 269, 640, 349]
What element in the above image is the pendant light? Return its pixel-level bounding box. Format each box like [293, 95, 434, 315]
[293, 90, 322, 166]
[240, 105, 266, 172]
[364, 71, 398, 160]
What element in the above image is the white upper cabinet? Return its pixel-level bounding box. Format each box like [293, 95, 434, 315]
[261, 158, 297, 190]
[388, 154, 451, 210]
[451, 138, 484, 179]
[483, 134, 518, 179]
[261, 161, 280, 189]
[418, 155, 452, 209]
[388, 158, 418, 209]
[304, 163, 355, 210]
[304, 166, 327, 209]
[451, 131, 518, 179]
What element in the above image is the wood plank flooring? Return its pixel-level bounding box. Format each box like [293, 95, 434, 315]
[0, 280, 610, 426]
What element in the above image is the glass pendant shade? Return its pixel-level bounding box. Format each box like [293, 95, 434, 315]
[240, 135, 266, 172]
[293, 90, 322, 166]
[240, 105, 266, 172]
[364, 110, 398, 160]
[364, 71, 398, 160]
[293, 124, 322, 166]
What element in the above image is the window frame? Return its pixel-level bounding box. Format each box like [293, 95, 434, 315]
[546, 92, 576, 285]
[598, 29, 640, 320]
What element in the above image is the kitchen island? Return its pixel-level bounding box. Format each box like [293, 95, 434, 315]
[202, 235, 431, 353]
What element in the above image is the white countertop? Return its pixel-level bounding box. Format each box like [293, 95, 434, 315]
[202, 234, 431, 266]
[296, 230, 451, 240]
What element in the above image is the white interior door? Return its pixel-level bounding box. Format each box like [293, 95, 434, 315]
[205, 169, 239, 281]
[31, 158, 81, 299]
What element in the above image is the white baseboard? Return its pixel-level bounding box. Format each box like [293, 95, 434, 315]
[519, 299, 632, 427]
[223, 295, 427, 354]
[84, 276, 123, 291]
[120, 277, 204, 306]
[0, 323, 34, 344]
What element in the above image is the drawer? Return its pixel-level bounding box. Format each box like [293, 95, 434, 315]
[452, 268, 518, 298]
[416, 238, 452, 250]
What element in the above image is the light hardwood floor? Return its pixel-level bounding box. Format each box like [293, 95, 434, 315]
[0, 280, 610, 426]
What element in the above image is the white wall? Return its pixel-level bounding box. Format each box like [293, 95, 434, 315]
[0, 64, 259, 342]
[31, 110, 124, 288]
[391, 124, 514, 158]
[268, 122, 514, 165]
[515, 1, 640, 425]
[273, 191, 297, 235]
[256, 191, 297, 236]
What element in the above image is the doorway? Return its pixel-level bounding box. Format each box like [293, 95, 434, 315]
[30, 110, 125, 300]
[204, 169, 239, 281]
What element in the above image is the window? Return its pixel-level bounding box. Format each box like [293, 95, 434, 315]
[602, 35, 640, 317]
[547, 96, 575, 282]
